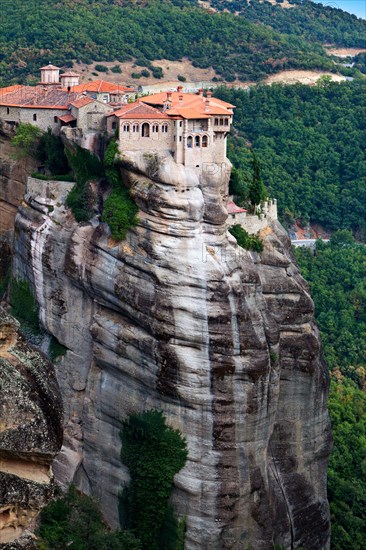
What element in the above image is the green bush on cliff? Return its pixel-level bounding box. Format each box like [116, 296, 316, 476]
[229, 224, 263, 253]
[101, 139, 138, 241]
[65, 146, 103, 222]
[37, 485, 141, 550]
[119, 410, 188, 550]
[8, 277, 40, 333]
[11, 123, 42, 159]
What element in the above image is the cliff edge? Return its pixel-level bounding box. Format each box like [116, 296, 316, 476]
[11, 151, 331, 549]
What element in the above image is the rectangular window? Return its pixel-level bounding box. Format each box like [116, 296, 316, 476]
[224, 119, 229, 126]
[214, 118, 219, 126]
[33, 113, 37, 121]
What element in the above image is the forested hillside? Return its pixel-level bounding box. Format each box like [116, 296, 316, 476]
[205, 0, 366, 48]
[295, 234, 366, 549]
[216, 80, 366, 238]
[0, 0, 355, 85]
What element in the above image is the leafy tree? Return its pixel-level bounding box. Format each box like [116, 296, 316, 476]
[229, 224, 263, 252]
[295, 234, 366, 548]
[37, 129, 70, 176]
[248, 153, 266, 208]
[37, 485, 142, 550]
[11, 123, 42, 159]
[120, 410, 188, 550]
[101, 139, 138, 240]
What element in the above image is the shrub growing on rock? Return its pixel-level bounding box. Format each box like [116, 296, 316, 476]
[119, 410, 188, 550]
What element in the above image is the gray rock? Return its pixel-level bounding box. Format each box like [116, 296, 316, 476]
[0, 309, 63, 547]
[11, 156, 331, 549]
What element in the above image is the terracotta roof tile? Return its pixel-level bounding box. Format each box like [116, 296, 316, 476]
[142, 90, 234, 119]
[67, 80, 135, 94]
[58, 114, 76, 123]
[70, 96, 95, 108]
[227, 201, 246, 214]
[0, 85, 78, 108]
[113, 102, 170, 120]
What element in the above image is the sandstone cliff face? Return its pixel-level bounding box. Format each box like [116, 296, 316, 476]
[11, 153, 331, 549]
[0, 309, 63, 547]
[0, 126, 36, 244]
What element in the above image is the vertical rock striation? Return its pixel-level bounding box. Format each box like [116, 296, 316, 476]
[0, 309, 63, 548]
[11, 153, 331, 549]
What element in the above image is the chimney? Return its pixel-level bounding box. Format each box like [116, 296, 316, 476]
[205, 98, 210, 112]
[198, 88, 204, 97]
[67, 86, 71, 94]
[206, 91, 212, 98]
[166, 91, 172, 100]
[179, 94, 183, 104]
[177, 85, 183, 93]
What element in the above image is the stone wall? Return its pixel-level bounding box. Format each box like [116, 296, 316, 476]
[0, 106, 65, 133]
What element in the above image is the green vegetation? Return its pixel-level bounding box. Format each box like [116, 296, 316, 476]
[49, 335, 68, 363]
[65, 146, 103, 222]
[95, 64, 109, 73]
[248, 153, 267, 209]
[31, 172, 75, 182]
[0, 270, 10, 300]
[111, 65, 122, 74]
[101, 139, 138, 241]
[295, 232, 366, 549]
[0, 0, 346, 85]
[38, 411, 187, 549]
[120, 410, 188, 550]
[37, 128, 70, 176]
[8, 278, 40, 333]
[11, 123, 42, 159]
[208, 0, 366, 50]
[37, 485, 141, 550]
[229, 224, 263, 252]
[216, 80, 366, 238]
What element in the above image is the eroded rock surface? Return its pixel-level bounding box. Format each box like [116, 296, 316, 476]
[0, 309, 63, 547]
[11, 155, 331, 549]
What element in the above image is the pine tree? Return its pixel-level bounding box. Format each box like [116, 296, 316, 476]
[248, 153, 266, 210]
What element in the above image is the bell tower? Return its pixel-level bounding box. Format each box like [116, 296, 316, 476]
[40, 64, 60, 85]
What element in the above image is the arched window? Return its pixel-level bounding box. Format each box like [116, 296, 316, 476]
[152, 124, 159, 133]
[133, 123, 139, 132]
[195, 135, 200, 147]
[123, 124, 130, 132]
[214, 118, 219, 126]
[142, 123, 150, 137]
[33, 113, 37, 121]
[202, 135, 208, 148]
[187, 136, 193, 148]
[161, 124, 168, 133]
[112, 121, 117, 130]
[6, 108, 10, 115]
[54, 116, 58, 123]
[224, 118, 229, 126]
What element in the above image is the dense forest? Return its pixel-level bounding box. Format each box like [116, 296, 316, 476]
[295, 233, 366, 549]
[215, 80, 366, 238]
[205, 0, 366, 48]
[0, 0, 359, 86]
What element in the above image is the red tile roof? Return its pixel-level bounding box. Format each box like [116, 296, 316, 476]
[227, 201, 246, 214]
[0, 84, 78, 108]
[142, 90, 235, 119]
[70, 97, 95, 108]
[58, 114, 76, 123]
[67, 80, 135, 94]
[112, 102, 170, 120]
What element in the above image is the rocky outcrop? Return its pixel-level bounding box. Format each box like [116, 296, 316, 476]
[11, 154, 331, 549]
[0, 309, 63, 547]
[0, 127, 36, 243]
